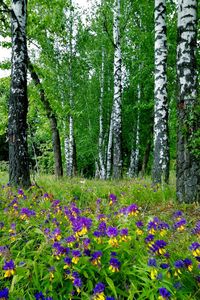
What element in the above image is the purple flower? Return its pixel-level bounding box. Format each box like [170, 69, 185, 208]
[192, 220, 200, 235]
[3, 260, 15, 270]
[65, 235, 76, 244]
[93, 282, 105, 294]
[73, 277, 82, 288]
[72, 250, 81, 257]
[148, 258, 157, 267]
[98, 221, 107, 233]
[109, 257, 121, 272]
[173, 211, 183, 218]
[160, 263, 170, 269]
[93, 231, 104, 237]
[91, 251, 102, 265]
[189, 242, 200, 251]
[120, 228, 128, 236]
[20, 207, 36, 219]
[72, 217, 92, 236]
[106, 226, 118, 237]
[145, 234, 155, 244]
[35, 292, 45, 300]
[0, 288, 9, 299]
[150, 240, 167, 254]
[127, 204, 138, 216]
[136, 221, 143, 228]
[158, 287, 171, 299]
[106, 297, 115, 300]
[174, 260, 184, 269]
[174, 219, 186, 231]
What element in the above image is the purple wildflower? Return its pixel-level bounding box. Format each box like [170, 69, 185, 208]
[109, 257, 121, 272]
[106, 226, 118, 237]
[0, 288, 9, 299]
[93, 282, 105, 294]
[158, 287, 171, 299]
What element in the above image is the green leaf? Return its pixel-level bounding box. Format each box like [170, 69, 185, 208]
[105, 277, 117, 298]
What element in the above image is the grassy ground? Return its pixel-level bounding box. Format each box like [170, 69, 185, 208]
[0, 172, 199, 299]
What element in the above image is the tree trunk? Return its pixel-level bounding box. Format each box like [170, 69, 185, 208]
[98, 48, 106, 179]
[152, 0, 169, 184]
[66, 0, 75, 177]
[112, 0, 122, 179]
[106, 110, 113, 179]
[176, 0, 200, 203]
[28, 62, 63, 177]
[129, 83, 140, 177]
[8, 0, 31, 188]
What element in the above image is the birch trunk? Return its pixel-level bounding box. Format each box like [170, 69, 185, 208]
[112, 0, 122, 179]
[106, 110, 113, 179]
[8, 0, 31, 188]
[152, 0, 169, 184]
[66, 0, 75, 177]
[176, 0, 199, 203]
[128, 83, 140, 177]
[98, 48, 106, 179]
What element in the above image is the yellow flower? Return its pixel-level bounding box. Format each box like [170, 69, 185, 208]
[4, 269, 15, 278]
[72, 257, 79, 264]
[108, 237, 119, 247]
[150, 268, 158, 280]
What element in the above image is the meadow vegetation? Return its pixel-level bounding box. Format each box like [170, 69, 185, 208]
[0, 173, 199, 299]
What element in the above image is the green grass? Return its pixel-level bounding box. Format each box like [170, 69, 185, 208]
[0, 172, 199, 299]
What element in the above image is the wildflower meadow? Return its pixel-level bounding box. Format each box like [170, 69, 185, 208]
[0, 175, 199, 299]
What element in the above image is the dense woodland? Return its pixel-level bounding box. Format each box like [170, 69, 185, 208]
[0, 0, 199, 202]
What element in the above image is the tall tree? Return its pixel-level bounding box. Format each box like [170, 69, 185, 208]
[98, 48, 106, 179]
[152, 0, 169, 184]
[112, 0, 122, 179]
[8, 0, 31, 188]
[128, 83, 140, 178]
[176, 0, 199, 203]
[65, 0, 76, 177]
[28, 62, 63, 177]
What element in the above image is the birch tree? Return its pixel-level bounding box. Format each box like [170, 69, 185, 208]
[176, 0, 200, 203]
[65, 0, 75, 177]
[128, 83, 140, 177]
[152, 0, 169, 184]
[8, 0, 31, 188]
[112, 0, 122, 179]
[98, 48, 106, 179]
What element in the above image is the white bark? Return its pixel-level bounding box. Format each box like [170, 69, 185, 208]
[152, 0, 169, 184]
[176, 0, 199, 203]
[66, 0, 75, 177]
[98, 48, 106, 179]
[112, 0, 122, 179]
[106, 110, 113, 179]
[128, 84, 140, 177]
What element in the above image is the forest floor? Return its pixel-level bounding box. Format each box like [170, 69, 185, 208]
[0, 172, 199, 299]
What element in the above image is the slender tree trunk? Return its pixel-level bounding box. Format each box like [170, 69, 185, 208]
[152, 0, 169, 184]
[66, 0, 75, 177]
[106, 110, 113, 179]
[112, 0, 122, 179]
[28, 62, 63, 177]
[8, 0, 31, 188]
[176, 0, 200, 203]
[98, 48, 106, 179]
[129, 83, 140, 177]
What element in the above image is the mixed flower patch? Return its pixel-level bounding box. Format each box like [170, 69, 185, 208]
[0, 183, 199, 299]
